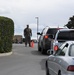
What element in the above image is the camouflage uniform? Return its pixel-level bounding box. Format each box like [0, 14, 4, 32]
[24, 25, 32, 47]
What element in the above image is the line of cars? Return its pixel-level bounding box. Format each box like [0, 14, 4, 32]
[37, 26, 60, 54]
[37, 26, 74, 75]
[37, 26, 74, 54]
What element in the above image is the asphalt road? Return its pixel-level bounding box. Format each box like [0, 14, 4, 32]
[0, 43, 48, 75]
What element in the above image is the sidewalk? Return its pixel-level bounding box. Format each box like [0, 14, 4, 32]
[0, 52, 12, 57]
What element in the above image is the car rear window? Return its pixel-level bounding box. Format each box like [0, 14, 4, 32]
[47, 28, 58, 36]
[57, 31, 74, 40]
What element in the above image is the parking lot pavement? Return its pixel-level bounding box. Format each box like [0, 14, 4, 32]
[0, 44, 48, 75]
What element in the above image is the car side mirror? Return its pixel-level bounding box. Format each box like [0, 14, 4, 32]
[37, 32, 41, 35]
[37, 32, 43, 35]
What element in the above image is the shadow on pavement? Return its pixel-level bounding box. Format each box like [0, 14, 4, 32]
[31, 50, 48, 56]
[40, 58, 47, 70]
[31, 50, 42, 56]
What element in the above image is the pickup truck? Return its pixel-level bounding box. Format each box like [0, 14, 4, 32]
[48, 29, 74, 54]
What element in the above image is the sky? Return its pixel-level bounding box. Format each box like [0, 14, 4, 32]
[0, 0, 74, 39]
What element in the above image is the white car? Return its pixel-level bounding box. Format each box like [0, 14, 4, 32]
[46, 41, 74, 75]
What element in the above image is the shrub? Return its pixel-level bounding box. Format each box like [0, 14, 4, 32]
[0, 16, 14, 53]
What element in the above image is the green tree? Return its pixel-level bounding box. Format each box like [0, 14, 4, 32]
[65, 16, 74, 29]
[0, 16, 14, 53]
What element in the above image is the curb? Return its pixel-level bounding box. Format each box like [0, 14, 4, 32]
[0, 52, 12, 57]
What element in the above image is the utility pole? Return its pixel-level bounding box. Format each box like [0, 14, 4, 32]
[35, 17, 39, 41]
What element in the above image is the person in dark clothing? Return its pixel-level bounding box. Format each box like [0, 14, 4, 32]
[24, 25, 32, 47]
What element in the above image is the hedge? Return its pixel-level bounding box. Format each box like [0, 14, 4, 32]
[0, 16, 14, 53]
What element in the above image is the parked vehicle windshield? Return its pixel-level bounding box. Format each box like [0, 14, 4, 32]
[55, 43, 74, 56]
[54, 43, 68, 56]
[55, 47, 67, 56]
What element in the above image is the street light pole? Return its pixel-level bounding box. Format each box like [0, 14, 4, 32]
[35, 17, 39, 41]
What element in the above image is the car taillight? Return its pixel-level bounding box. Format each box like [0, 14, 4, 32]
[67, 65, 74, 71]
[54, 45, 58, 51]
[44, 35, 48, 39]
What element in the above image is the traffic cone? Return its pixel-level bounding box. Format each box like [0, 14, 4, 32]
[31, 41, 34, 48]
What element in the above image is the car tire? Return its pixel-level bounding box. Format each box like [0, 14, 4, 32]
[41, 43, 45, 54]
[38, 45, 41, 51]
[46, 61, 50, 75]
[41, 48, 45, 54]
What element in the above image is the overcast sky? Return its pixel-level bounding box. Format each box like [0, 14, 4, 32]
[0, 0, 74, 39]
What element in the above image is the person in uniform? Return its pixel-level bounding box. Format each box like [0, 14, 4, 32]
[24, 25, 32, 47]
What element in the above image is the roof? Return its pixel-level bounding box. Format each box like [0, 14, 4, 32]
[59, 29, 74, 32]
[65, 41, 74, 44]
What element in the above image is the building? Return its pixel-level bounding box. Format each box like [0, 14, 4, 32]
[13, 35, 23, 43]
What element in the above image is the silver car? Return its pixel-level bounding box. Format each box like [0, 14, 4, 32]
[46, 41, 74, 75]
